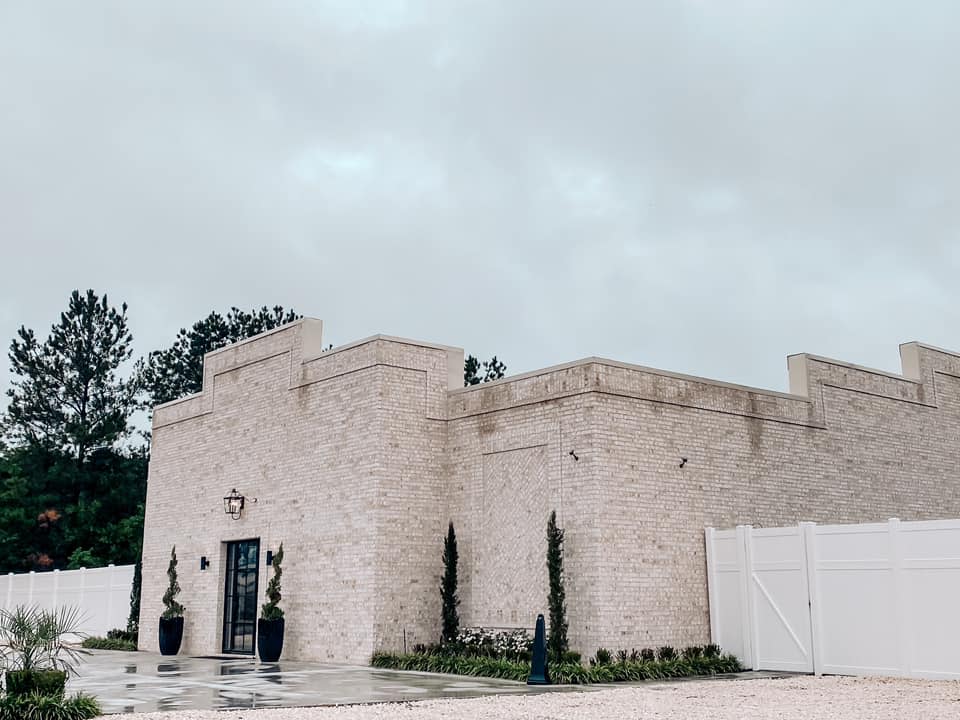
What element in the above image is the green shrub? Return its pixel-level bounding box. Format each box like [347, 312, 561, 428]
[591, 648, 612, 666]
[703, 643, 721, 658]
[371, 652, 528, 681]
[106, 628, 137, 643]
[260, 543, 284, 621]
[0, 691, 100, 720]
[546, 511, 568, 661]
[440, 523, 460, 643]
[81, 636, 137, 651]
[657, 646, 677, 661]
[640, 648, 655, 661]
[371, 648, 743, 685]
[560, 650, 581, 664]
[162, 546, 185, 620]
[682, 645, 703, 660]
[4, 670, 67, 698]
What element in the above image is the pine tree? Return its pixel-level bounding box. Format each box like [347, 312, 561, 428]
[161, 546, 184, 619]
[546, 510, 568, 660]
[440, 522, 460, 643]
[463, 354, 507, 386]
[143, 306, 301, 406]
[463, 355, 482, 386]
[261, 543, 284, 620]
[482, 356, 506, 382]
[4, 289, 141, 465]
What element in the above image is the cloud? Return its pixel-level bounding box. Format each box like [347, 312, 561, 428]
[1, 0, 958, 407]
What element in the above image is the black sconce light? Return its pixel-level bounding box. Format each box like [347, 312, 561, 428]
[568, 450, 579, 461]
[200, 556, 209, 571]
[266, 550, 274, 567]
[679, 457, 688, 468]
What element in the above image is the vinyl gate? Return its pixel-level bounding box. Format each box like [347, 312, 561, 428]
[706, 518, 960, 680]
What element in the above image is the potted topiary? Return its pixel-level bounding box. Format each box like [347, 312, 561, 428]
[158, 546, 185, 656]
[0, 605, 86, 698]
[257, 543, 284, 662]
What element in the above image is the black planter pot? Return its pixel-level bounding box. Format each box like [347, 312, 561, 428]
[257, 618, 284, 662]
[158, 616, 184, 656]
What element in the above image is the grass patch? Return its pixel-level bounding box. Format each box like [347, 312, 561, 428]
[371, 651, 742, 684]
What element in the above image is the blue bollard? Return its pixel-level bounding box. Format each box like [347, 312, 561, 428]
[527, 613, 550, 685]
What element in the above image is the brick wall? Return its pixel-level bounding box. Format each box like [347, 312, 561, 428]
[140, 321, 460, 662]
[141, 320, 960, 663]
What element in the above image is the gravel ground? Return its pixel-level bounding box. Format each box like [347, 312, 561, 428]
[129, 675, 960, 720]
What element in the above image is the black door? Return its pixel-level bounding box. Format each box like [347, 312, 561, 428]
[222, 539, 260, 654]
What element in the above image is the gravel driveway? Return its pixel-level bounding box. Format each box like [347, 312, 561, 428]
[129, 675, 960, 720]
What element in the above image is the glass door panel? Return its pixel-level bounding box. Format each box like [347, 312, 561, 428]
[222, 539, 260, 654]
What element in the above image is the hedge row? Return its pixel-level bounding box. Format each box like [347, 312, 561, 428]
[371, 651, 742, 684]
[81, 636, 138, 651]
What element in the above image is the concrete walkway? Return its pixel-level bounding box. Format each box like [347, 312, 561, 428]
[69, 651, 557, 714]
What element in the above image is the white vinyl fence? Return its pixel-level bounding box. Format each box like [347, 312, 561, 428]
[706, 518, 960, 680]
[0, 565, 135, 639]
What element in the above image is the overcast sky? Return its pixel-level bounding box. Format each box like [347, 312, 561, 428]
[2, 1, 959, 405]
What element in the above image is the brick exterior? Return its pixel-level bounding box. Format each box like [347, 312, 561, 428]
[140, 320, 960, 662]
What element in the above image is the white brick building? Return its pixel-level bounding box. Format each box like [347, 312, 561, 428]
[139, 319, 960, 662]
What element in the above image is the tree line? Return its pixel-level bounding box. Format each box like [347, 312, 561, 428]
[0, 290, 505, 573]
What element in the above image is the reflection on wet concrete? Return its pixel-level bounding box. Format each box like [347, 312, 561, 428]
[70, 650, 557, 714]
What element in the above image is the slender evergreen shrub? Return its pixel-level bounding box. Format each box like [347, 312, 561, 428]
[440, 522, 460, 643]
[546, 510, 568, 661]
[127, 554, 142, 635]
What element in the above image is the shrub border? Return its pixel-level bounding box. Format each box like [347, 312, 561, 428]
[371, 651, 742, 684]
[81, 636, 138, 651]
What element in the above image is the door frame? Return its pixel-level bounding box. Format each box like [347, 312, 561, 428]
[221, 537, 261, 655]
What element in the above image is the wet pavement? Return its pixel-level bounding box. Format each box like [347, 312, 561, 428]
[69, 651, 557, 714]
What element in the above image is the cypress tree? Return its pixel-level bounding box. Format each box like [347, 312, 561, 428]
[546, 510, 568, 660]
[127, 554, 142, 634]
[440, 521, 460, 643]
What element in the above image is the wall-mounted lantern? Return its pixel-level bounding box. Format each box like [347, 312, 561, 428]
[223, 489, 245, 520]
